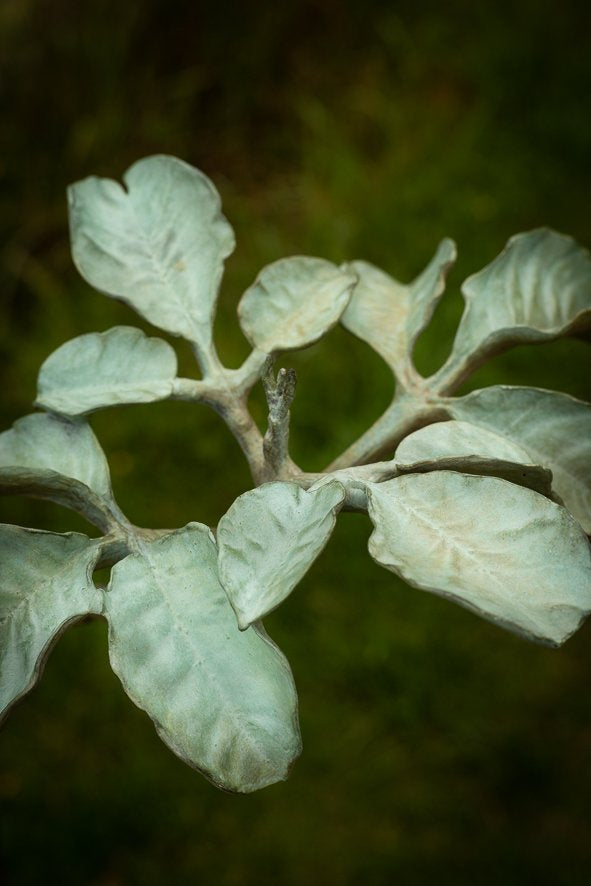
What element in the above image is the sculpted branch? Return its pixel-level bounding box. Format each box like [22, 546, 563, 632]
[1, 155, 591, 792]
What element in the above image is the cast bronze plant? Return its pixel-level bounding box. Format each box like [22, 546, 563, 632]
[1, 155, 590, 792]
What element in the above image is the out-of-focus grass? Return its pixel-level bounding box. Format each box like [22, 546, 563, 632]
[1, 1, 591, 883]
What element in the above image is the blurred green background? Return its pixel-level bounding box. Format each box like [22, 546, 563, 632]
[1, 0, 591, 883]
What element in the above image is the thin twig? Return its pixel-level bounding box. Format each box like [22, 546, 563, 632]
[170, 361, 269, 484]
[261, 358, 299, 481]
[216, 394, 267, 483]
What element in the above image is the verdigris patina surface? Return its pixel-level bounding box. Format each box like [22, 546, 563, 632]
[1, 155, 590, 792]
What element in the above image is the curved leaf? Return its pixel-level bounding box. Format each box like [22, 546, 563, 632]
[395, 458, 554, 498]
[441, 229, 591, 385]
[217, 480, 345, 628]
[0, 412, 112, 499]
[0, 525, 102, 720]
[393, 419, 553, 496]
[37, 326, 178, 416]
[341, 239, 456, 379]
[449, 386, 591, 532]
[104, 524, 302, 793]
[0, 466, 121, 534]
[68, 155, 235, 347]
[367, 472, 591, 646]
[238, 257, 356, 353]
[395, 420, 535, 465]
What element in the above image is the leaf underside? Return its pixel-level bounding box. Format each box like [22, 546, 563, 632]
[442, 228, 591, 384]
[0, 412, 113, 498]
[394, 456, 554, 499]
[448, 387, 591, 533]
[393, 420, 554, 497]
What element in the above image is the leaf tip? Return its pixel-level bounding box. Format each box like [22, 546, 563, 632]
[236, 612, 252, 632]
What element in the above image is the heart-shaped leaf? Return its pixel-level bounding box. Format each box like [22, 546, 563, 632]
[438, 229, 591, 388]
[68, 155, 235, 349]
[217, 480, 345, 628]
[367, 472, 591, 646]
[448, 386, 591, 533]
[0, 525, 102, 720]
[37, 326, 178, 416]
[104, 524, 302, 793]
[238, 257, 356, 353]
[341, 239, 456, 382]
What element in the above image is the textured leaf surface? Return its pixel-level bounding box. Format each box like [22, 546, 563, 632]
[68, 155, 235, 346]
[341, 239, 456, 377]
[217, 481, 345, 628]
[0, 412, 112, 498]
[37, 326, 178, 415]
[238, 257, 355, 353]
[395, 420, 536, 465]
[105, 524, 301, 793]
[367, 472, 591, 646]
[0, 466, 122, 535]
[394, 420, 553, 496]
[0, 525, 101, 719]
[449, 386, 591, 532]
[393, 456, 553, 498]
[445, 229, 591, 381]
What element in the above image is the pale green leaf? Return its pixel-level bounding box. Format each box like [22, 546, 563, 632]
[367, 472, 591, 646]
[394, 456, 553, 498]
[341, 239, 456, 378]
[393, 419, 553, 496]
[0, 525, 102, 719]
[0, 466, 121, 535]
[37, 326, 178, 416]
[395, 420, 535, 465]
[68, 155, 235, 347]
[0, 412, 112, 499]
[449, 386, 591, 533]
[217, 480, 345, 628]
[441, 229, 591, 386]
[238, 257, 356, 353]
[105, 524, 301, 793]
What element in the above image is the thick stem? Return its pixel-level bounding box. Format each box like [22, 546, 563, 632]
[231, 348, 269, 396]
[94, 526, 178, 569]
[172, 343, 269, 484]
[261, 360, 299, 481]
[214, 393, 267, 483]
[190, 336, 227, 380]
[175, 382, 267, 484]
[291, 463, 399, 512]
[94, 534, 131, 568]
[173, 345, 300, 485]
[170, 377, 219, 404]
